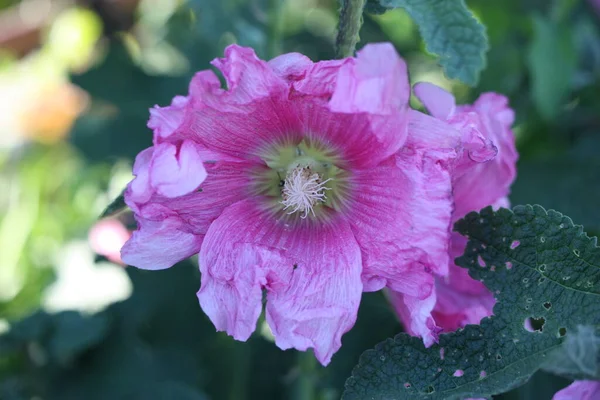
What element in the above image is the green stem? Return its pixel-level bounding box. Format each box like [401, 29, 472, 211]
[335, 0, 367, 59]
[294, 350, 317, 400]
[267, 0, 284, 59]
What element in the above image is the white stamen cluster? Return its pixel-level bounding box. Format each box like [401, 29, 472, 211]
[281, 165, 332, 219]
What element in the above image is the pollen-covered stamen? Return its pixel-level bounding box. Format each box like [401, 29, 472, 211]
[280, 165, 332, 218]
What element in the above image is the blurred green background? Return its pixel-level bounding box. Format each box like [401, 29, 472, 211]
[0, 0, 598, 399]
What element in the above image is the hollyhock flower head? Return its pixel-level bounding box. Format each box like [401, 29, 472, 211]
[391, 83, 518, 340]
[120, 43, 459, 364]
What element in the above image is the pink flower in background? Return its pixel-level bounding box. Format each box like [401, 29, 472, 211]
[390, 83, 518, 340]
[553, 381, 600, 400]
[89, 219, 131, 265]
[121, 43, 459, 364]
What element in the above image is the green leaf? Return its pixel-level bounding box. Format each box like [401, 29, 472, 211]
[527, 15, 577, 121]
[99, 188, 127, 219]
[343, 205, 600, 400]
[376, 0, 488, 85]
[541, 325, 600, 380]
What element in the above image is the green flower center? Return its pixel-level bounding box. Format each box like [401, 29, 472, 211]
[253, 139, 351, 218]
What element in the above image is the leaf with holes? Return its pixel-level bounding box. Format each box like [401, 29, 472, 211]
[374, 0, 488, 85]
[343, 205, 600, 400]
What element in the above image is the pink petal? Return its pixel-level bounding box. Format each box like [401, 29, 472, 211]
[197, 199, 363, 365]
[348, 150, 454, 294]
[268, 52, 312, 81]
[89, 219, 131, 265]
[553, 381, 600, 400]
[210, 44, 287, 106]
[413, 82, 456, 120]
[148, 95, 189, 140]
[330, 43, 409, 115]
[388, 286, 440, 347]
[149, 140, 207, 198]
[293, 59, 349, 98]
[162, 160, 258, 235]
[452, 92, 518, 219]
[127, 147, 154, 209]
[121, 216, 202, 270]
[406, 109, 462, 150]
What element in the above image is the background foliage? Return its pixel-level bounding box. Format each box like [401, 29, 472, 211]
[0, 0, 598, 399]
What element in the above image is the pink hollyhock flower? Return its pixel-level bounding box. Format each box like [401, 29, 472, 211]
[89, 219, 131, 265]
[390, 83, 518, 341]
[120, 43, 460, 365]
[553, 380, 600, 400]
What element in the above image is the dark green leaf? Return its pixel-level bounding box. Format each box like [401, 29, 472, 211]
[343, 205, 600, 399]
[376, 0, 488, 85]
[99, 188, 127, 219]
[47, 311, 110, 364]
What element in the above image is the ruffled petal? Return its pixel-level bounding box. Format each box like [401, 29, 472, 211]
[211, 45, 288, 106]
[197, 199, 363, 365]
[388, 284, 440, 347]
[413, 82, 456, 120]
[553, 381, 600, 400]
[127, 147, 154, 210]
[268, 52, 312, 81]
[348, 149, 454, 294]
[148, 95, 189, 140]
[186, 49, 299, 160]
[149, 140, 207, 198]
[121, 216, 202, 270]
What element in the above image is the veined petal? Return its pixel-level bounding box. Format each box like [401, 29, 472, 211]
[198, 199, 363, 365]
[164, 160, 258, 235]
[348, 150, 454, 294]
[121, 216, 202, 270]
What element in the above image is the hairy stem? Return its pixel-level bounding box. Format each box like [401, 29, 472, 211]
[335, 0, 367, 58]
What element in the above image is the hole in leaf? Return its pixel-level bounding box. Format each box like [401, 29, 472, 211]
[404, 383, 411, 389]
[510, 240, 520, 249]
[540, 236, 546, 243]
[524, 317, 545, 332]
[573, 249, 580, 257]
[496, 354, 502, 360]
[539, 264, 547, 272]
[543, 302, 552, 310]
[453, 369, 464, 377]
[425, 386, 435, 394]
[558, 327, 567, 337]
